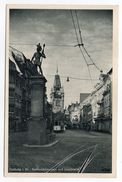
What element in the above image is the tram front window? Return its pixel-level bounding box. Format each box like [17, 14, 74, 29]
[55, 121, 58, 125]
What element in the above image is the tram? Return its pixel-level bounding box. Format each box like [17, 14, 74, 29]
[53, 111, 65, 132]
[53, 121, 65, 132]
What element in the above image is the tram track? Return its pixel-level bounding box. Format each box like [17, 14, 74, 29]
[78, 144, 97, 173]
[78, 144, 112, 173]
[46, 143, 98, 173]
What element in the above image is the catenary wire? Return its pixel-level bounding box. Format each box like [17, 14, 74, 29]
[75, 10, 83, 44]
[70, 10, 93, 86]
[81, 45, 101, 71]
[9, 42, 75, 47]
[46, 74, 98, 81]
[70, 10, 80, 44]
[79, 46, 93, 85]
[74, 10, 101, 71]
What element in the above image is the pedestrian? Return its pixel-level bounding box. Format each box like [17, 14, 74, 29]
[31, 43, 46, 75]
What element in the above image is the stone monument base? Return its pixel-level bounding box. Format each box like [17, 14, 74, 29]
[28, 75, 55, 146]
[28, 117, 46, 145]
[28, 117, 55, 145]
[24, 139, 58, 148]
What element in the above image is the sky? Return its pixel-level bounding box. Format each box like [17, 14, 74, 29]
[9, 9, 112, 107]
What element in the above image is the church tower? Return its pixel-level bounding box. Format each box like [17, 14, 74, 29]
[50, 68, 64, 113]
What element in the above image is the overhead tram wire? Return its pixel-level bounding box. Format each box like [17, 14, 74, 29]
[70, 10, 93, 86]
[45, 74, 98, 81]
[78, 45, 101, 71]
[74, 10, 101, 72]
[78, 46, 93, 85]
[70, 10, 80, 45]
[75, 10, 83, 45]
[9, 42, 75, 47]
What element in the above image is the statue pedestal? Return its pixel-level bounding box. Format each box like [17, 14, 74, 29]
[28, 117, 47, 145]
[28, 75, 48, 145]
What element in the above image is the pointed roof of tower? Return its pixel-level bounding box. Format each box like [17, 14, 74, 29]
[54, 68, 61, 89]
[56, 66, 58, 75]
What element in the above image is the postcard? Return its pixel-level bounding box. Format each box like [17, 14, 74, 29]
[4, 4, 118, 177]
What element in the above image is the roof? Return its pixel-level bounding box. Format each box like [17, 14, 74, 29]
[80, 93, 90, 103]
[9, 46, 25, 64]
[9, 47, 22, 74]
[107, 68, 112, 75]
[9, 46, 39, 76]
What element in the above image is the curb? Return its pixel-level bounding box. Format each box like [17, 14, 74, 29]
[23, 140, 59, 148]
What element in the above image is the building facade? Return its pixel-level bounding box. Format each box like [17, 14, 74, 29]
[79, 69, 112, 133]
[9, 48, 31, 132]
[92, 70, 112, 133]
[66, 102, 81, 128]
[9, 47, 53, 134]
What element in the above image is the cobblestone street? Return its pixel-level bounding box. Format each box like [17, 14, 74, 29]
[9, 129, 112, 173]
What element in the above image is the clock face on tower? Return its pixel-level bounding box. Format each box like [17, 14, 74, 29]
[54, 91, 61, 98]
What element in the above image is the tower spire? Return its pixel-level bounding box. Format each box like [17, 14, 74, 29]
[56, 66, 58, 75]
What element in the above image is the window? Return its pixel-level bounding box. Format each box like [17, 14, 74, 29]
[55, 121, 58, 125]
[9, 74, 15, 84]
[9, 89, 15, 97]
[9, 106, 14, 113]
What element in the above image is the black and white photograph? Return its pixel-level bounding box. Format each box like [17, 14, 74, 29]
[5, 5, 117, 177]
